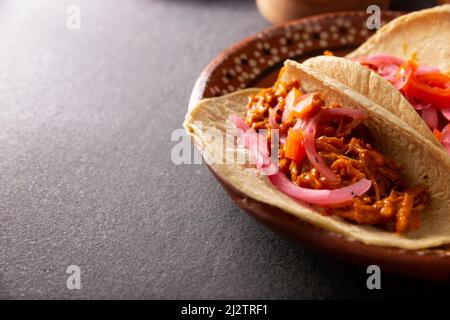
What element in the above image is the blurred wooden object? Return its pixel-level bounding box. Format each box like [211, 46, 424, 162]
[256, 0, 392, 24]
[438, 0, 450, 4]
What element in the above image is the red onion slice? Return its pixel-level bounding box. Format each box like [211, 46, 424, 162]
[244, 130, 266, 169]
[269, 172, 372, 206]
[354, 54, 404, 87]
[231, 114, 373, 203]
[304, 108, 367, 183]
[410, 99, 431, 111]
[230, 113, 249, 131]
[354, 54, 404, 66]
[268, 106, 280, 129]
[292, 119, 305, 131]
[394, 64, 414, 90]
[231, 114, 273, 169]
[442, 124, 450, 154]
[441, 108, 450, 121]
[416, 66, 440, 75]
[378, 64, 400, 82]
[421, 107, 438, 129]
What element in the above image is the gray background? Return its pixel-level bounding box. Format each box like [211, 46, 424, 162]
[0, 0, 448, 299]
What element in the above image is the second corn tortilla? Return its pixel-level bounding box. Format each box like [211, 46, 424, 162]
[303, 6, 450, 150]
[303, 55, 442, 148]
[184, 60, 450, 250]
[348, 5, 450, 72]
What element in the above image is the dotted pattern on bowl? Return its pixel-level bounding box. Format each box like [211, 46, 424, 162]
[204, 11, 402, 98]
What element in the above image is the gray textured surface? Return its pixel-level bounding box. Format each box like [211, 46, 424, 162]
[0, 0, 448, 299]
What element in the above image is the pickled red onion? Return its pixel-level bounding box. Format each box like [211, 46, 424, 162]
[442, 124, 450, 153]
[304, 108, 367, 183]
[268, 172, 372, 206]
[292, 118, 305, 131]
[355, 55, 450, 153]
[442, 108, 450, 121]
[416, 66, 440, 75]
[354, 54, 441, 96]
[354, 54, 403, 66]
[269, 106, 280, 129]
[229, 113, 270, 169]
[378, 64, 400, 82]
[243, 129, 268, 169]
[421, 107, 438, 129]
[243, 127, 278, 174]
[230, 113, 249, 131]
[393, 63, 413, 90]
[231, 114, 372, 205]
[355, 54, 441, 86]
[409, 98, 431, 110]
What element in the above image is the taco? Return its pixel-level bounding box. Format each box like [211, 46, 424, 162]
[304, 5, 450, 153]
[184, 59, 450, 250]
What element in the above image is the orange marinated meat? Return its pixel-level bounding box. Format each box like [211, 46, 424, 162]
[245, 79, 430, 233]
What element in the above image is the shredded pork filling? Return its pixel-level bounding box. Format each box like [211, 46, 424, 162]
[244, 80, 430, 233]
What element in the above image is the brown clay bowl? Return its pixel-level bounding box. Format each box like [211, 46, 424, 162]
[189, 11, 450, 281]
